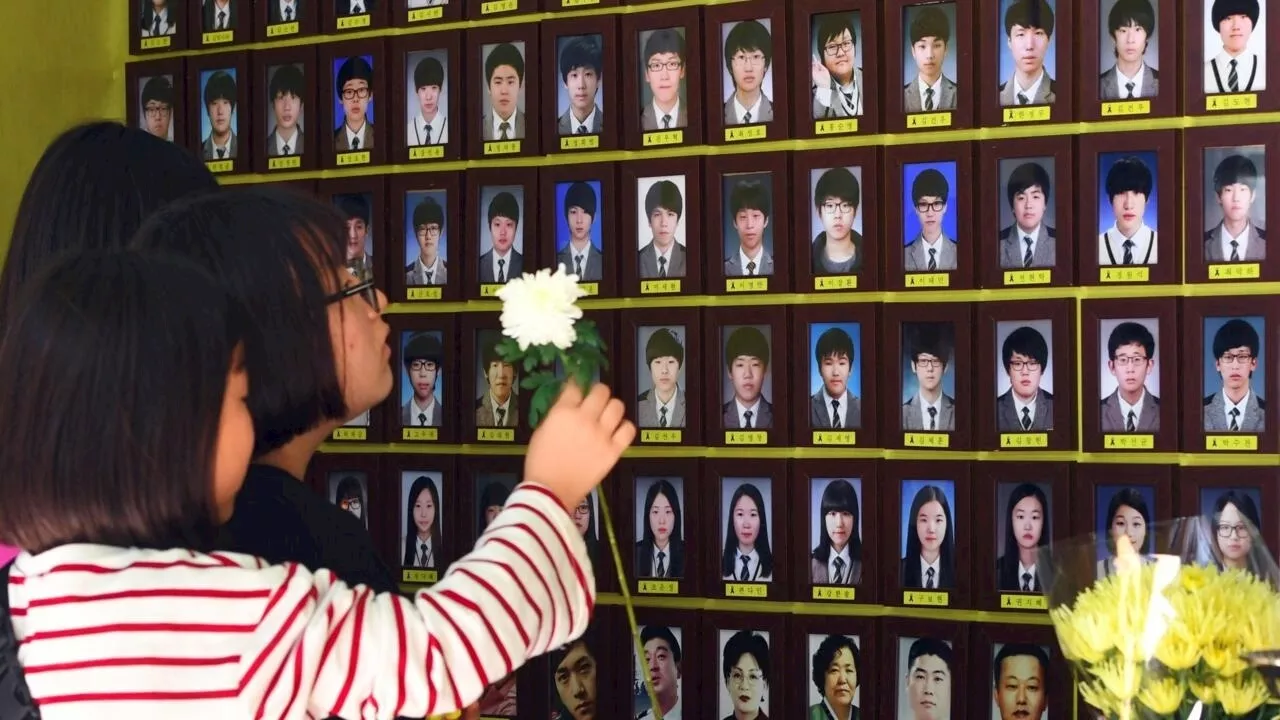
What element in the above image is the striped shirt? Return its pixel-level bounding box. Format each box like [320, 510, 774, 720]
[8, 483, 593, 719]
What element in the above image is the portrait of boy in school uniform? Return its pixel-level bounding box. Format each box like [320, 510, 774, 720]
[903, 5, 959, 112]
[997, 0, 1058, 107]
[1203, 0, 1266, 94]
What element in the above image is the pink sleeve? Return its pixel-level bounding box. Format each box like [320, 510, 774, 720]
[0, 545, 19, 566]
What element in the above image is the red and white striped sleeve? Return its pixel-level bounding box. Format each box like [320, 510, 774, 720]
[238, 483, 595, 719]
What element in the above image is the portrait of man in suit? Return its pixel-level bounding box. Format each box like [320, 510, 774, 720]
[333, 56, 375, 152]
[475, 333, 519, 428]
[898, 637, 954, 720]
[478, 188, 524, 284]
[901, 323, 956, 432]
[996, 324, 1055, 432]
[903, 4, 959, 113]
[199, 69, 238, 161]
[991, 644, 1049, 720]
[268, 0, 301, 24]
[202, 0, 234, 32]
[336, 0, 373, 17]
[1102, 321, 1160, 432]
[998, 160, 1056, 269]
[405, 193, 447, 286]
[266, 64, 305, 158]
[811, 167, 864, 275]
[481, 42, 526, 142]
[401, 331, 443, 428]
[998, 0, 1058, 106]
[723, 175, 774, 278]
[557, 35, 604, 137]
[1099, 0, 1159, 100]
[1204, 0, 1265, 94]
[139, 75, 174, 141]
[407, 53, 448, 147]
[811, 12, 864, 119]
[903, 166, 958, 272]
[807, 634, 862, 720]
[637, 178, 687, 279]
[141, 0, 178, 37]
[634, 626, 683, 720]
[636, 327, 687, 429]
[334, 193, 374, 282]
[1204, 151, 1267, 262]
[1098, 153, 1158, 266]
[1203, 317, 1266, 432]
[556, 181, 603, 282]
[810, 326, 861, 430]
[722, 326, 773, 429]
[639, 28, 688, 131]
[722, 19, 774, 126]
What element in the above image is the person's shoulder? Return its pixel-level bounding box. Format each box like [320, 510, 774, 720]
[637, 389, 652, 401]
[1045, 225, 1057, 239]
[999, 225, 1015, 241]
[1150, 66, 1160, 80]
[1041, 388, 1055, 400]
[1204, 393, 1218, 406]
[1258, 396, 1268, 409]
[1257, 226, 1267, 239]
[404, 261, 415, 271]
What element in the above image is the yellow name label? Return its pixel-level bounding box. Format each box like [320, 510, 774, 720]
[906, 112, 952, 129]
[905, 272, 949, 288]
[268, 155, 301, 170]
[1207, 435, 1259, 451]
[560, 135, 599, 151]
[406, 287, 443, 300]
[331, 427, 367, 440]
[1209, 263, 1261, 280]
[642, 130, 683, 147]
[1207, 93, 1258, 111]
[478, 428, 516, 442]
[725, 125, 766, 142]
[266, 21, 299, 36]
[1101, 100, 1150, 117]
[336, 151, 370, 166]
[410, 145, 445, 160]
[640, 429, 682, 443]
[1001, 594, 1048, 610]
[408, 6, 444, 21]
[813, 586, 856, 601]
[815, 275, 857, 290]
[904, 590, 949, 606]
[638, 579, 679, 595]
[726, 431, 767, 445]
[815, 118, 858, 135]
[402, 569, 438, 584]
[483, 140, 521, 155]
[1003, 105, 1052, 123]
[904, 432, 950, 448]
[206, 160, 234, 174]
[1001, 433, 1049, 448]
[140, 36, 171, 49]
[577, 283, 598, 296]
[563, 0, 599, 5]
[1101, 266, 1150, 283]
[337, 14, 371, 29]
[202, 30, 233, 44]
[1004, 269, 1051, 285]
[402, 428, 439, 441]
[481, 0, 518, 13]
[813, 431, 856, 446]
[1104, 434, 1154, 450]
[640, 279, 681, 294]
[725, 583, 767, 598]
[726, 277, 768, 292]
[479, 284, 504, 297]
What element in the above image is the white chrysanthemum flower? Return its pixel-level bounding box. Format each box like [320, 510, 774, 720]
[496, 264, 586, 350]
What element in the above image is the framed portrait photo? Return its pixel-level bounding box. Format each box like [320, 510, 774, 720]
[394, 0, 461, 26]
[975, 462, 1069, 612]
[257, 0, 318, 40]
[621, 458, 702, 598]
[887, 0, 976, 131]
[304, 453, 383, 543]
[792, 0, 881, 138]
[1177, 467, 1280, 582]
[631, 610, 697, 720]
[886, 143, 976, 291]
[977, 299, 1076, 451]
[319, 177, 385, 288]
[1186, 125, 1279, 282]
[622, 308, 702, 447]
[981, 0, 1075, 126]
[978, 137, 1075, 288]
[388, 316, 456, 444]
[466, 168, 538, 301]
[1081, 298, 1179, 452]
[461, 314, 531, 445]
[792, 147, 881, 293]
[792, 303, 879, 448]
[187, 52, 251, 176]
[133, 0, 187, 53]
[1079, 0, 1177, 120]
[323, 0, 388, 33]
[883, 303, 975, 451]
[706, 459, 789, 600]
[1182, 296, 1279, 453]
[707, 154, 790, 295]
[540, 164, 618, 298]
[793, 460, 879, 604]
[391, 33, 462, 164]
[705, 618, 785, 720]
[389, 455, 455, 586]
[791, 617, 877, 720]
[542, 18, 619, 154]
[460, 456, 522, 543]
[707, 306, 790, 447]
[1071, 465, 1173, 583]
[547, 617, 613, 720]
[254, 47, 318, 174]
[880, 618, 968, 719]
[970, 625, 1069, 720]
[622, 9, 705, 150]
[620, 157, 705, 297]
[885, 461, 972, 609]
[126, 59, 186, 148]
[389, 171, 462, 303]
[1187, 0, 1280, 114]
[190, 0, 243, 48]
[471, 27, 541, 159]
[320, 39, 389, 168]
[705, 3, 790, 145]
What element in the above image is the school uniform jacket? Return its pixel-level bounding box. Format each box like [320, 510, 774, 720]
[998, 225, 1056, 269]
[902, 75, 958, 112]
[1098, 65, 1159, 100]
[1100, 390, 1160, 432]
[901, 394, 956, 431]
[996, 389, 1055, 432]
[1204, 223, 1267, 262]
[999, 74, 1057, 105]
[637, 389, 685, 428]
[722, 398, 773, 429]
[638, 241, 686, 279]
[1202, 391, 1266, 432]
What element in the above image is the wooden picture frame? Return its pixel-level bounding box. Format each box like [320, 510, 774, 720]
[704, 1, 790, 146]
[1184, 0, 1280, 115]
[706, 306, 790, 447]
[391, 32, 463, 165]
[322, 0, 389, 34]
[388, 171, 464, 304]
[253, 46, 318, 175]
[257, 0, 318, 41]
[1184, 125, 1280, 283]
[883, 460, 972, 609]
[1069, 464, 1174, 592]
[791, 303, 879, 449]
[386, 315, 458, 445]
[882, 303, 975, 451]
[319, 39, 389, 169]
[791, 147, 882, 293]
[541, 16, 620, 155]
[705, 459, 790, 601]
[1081, 298, 1180, 452]
[974, 461, 1070, 612]
[885, 0, 976, 132]
[386, 454, 456, 587]
[793, 459, 880, 604]
[256, 179, 318, 197]
[187, 51, 251, 177]
[621, 307, 703, 447]
[885, 141, 976, 291]
[977, 137, 1075, 288]
[703, 612, 789, 719]
[126, 59, 187, 151]
[539, 162, 619, 298]
[619, 156, 705, 297]
[790, 0, 881, 139]
[466, 0, 538, 20]
[619, 458, 703, 599]
[1076, 130, 1179, 286]
[465, 167, 539, 301]
[468, 25, 542, 160]
[393, 0, 462, 27]
[790, 616, 878, 720]
[551, 0, 617, 9]
[305, 453, 388, 562]
[706, 152, 791, 296]
[542, 607, 619, 720]
[628, 609, 700, 720]
[976, 298, 1076, 452]
[970, 624, 1071, 720]
[1181, 295, 1280, 453]
[979, 0, 1075, 127]
[461, 313, 532, 445]
[1177, 466, 1280, 570]
[880, 618, 969, 719]
[1078, 0, 1177, 120]
[131, 0, 188, 54]
[189, 0, 245, 49]
[621, 8, 705, 150]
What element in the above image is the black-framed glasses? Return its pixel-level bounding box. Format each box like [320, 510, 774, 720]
[327, 278, 381, 312]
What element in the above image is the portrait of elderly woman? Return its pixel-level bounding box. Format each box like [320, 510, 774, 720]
[808, 634, 861, 719]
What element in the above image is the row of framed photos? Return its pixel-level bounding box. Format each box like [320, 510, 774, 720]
[309, 454, 1278, 614]
[337, 300, 1280, 455]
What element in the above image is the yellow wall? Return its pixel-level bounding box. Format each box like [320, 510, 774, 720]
[0, 0, 127, 255]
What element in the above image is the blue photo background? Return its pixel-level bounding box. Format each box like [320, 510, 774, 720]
[331, 55, 377, 132]
[902, 161, 959, 245]
[402, 190, 450, 268]
[198, 68, 239, 142]
[996, 0, 1059, 82]
[720, 171, 775, 261]
[899, 478, 957, 557]
[899, 322, 957, 402]
[1201, 316, 1266, 399]
[399, 330, 445, 408]
[1097, 151, 1160, 234]
[1094, 485, 1157, 561]
[554, 179, 604, 255]
[808, 322, 863, 397]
